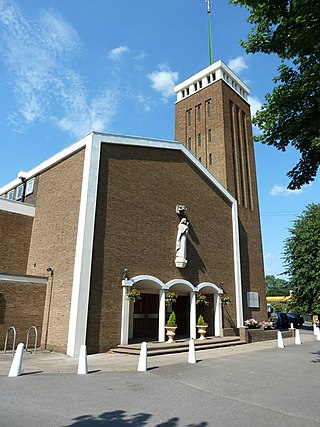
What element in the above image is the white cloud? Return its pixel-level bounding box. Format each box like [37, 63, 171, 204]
[248, 95, 262, 117]
[147, 65, 178, 101]
[108, 45, 130, 60]
[0, 0, 118, 137]
[270, 185, 302, 196]
[227, 55, 248, 74]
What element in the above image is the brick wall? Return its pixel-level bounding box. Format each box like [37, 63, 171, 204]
[0, 210, 33, 275]
[87, 143, 236, 352]
[0, 280, 46, 350]
[26, 148, 85, 353]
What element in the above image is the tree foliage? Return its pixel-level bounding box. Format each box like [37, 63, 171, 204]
[265, 275, 290, 296]
[230, 0, 320, 189]
[283, 203, 320, 313]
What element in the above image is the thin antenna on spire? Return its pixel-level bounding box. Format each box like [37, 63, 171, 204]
[205, 0, 213, 65]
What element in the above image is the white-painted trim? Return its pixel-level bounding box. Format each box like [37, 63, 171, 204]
[165, 278, 195, 291]
[120, 287, 131, 345]
[0, 199, 35, 217]
[158, 289, 166, 342]
[198, 282, 223, 294]
[232, 202, 244, 327]
[0, 273, 47, 284]
[190, 291, 197, 339]
[67, 134, 101, 357]
[130, 275, 164, 289]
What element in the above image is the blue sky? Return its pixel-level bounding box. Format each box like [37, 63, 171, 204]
[0, 0, 319, 279]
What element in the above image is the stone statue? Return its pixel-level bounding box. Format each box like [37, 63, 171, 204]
[175, 218, 189, 268]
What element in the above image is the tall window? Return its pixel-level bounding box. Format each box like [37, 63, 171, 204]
[209, 153, 212, 165]
[206, 100, 211, 117]
[188, 137, 192, 150]
[16, 184, 24, 200]
[187, 109, 192, 126]
[208, 128, 212, 143]
[197, 105, 201, 121]
[198, 133, 201, 146]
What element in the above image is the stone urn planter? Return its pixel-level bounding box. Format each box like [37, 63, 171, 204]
[165, 326, 177, 343]
[197, 315, 208, 340]
[165, 311, 177, 343]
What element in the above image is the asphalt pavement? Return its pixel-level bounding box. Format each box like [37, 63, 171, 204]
[0, 330, 319, 427]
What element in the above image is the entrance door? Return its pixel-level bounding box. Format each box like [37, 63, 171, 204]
[173, 295, 189, 337]
[133, 293, 158, 339]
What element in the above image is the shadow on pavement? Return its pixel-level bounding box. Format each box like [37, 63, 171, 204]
[65, 410, 208, 426]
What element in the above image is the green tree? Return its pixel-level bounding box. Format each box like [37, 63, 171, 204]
[283, 203, 320, 313]
[230, 0, 320, 189]
[265, 275, 290, 296]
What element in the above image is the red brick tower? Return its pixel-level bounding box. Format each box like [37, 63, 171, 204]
[174, 60, 267, 320]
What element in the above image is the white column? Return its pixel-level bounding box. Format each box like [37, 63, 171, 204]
[214, 294, 222, 337]
[190, 291, 197, 339]
[158, 289, 166, 342]
[120, 285, 131, 345]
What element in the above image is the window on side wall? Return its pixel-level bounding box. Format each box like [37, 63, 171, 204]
[7, 190, 14, 200]
[25, 178, 34, 196]
[16, 184, 24, 200]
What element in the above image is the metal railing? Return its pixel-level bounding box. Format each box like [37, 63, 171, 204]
[4, 326, 16, 356]
[25, 326, 38, 354]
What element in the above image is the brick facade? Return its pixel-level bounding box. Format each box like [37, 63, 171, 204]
[0, 280, 46, 349]
[0, 210, 33, 275]
[26, 148, 85, 353]
[87, 143, 236, 353]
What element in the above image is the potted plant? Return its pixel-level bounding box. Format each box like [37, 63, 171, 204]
[165, 311, 177, 343]
[165, 291, 177, 305]
[220, 293, 231, 306]
[126, 288, 141, 302]
[196, 315, 208, 340]
[196, 293, 209, 306]
[244, 318, 260, 329]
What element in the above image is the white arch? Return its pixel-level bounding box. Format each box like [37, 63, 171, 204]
[198, 282, 223, 294]
[165, 279, 194, 292]
[130, 275, 164, 290]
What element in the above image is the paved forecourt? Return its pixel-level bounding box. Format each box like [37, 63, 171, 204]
[0, 331, 319, 426]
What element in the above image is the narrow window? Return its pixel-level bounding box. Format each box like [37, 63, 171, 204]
[198, 133, 201, 147]
[16, 184, 24, 200]
[188, 137, 192, 150]
[197, 105, 201, 121]
[199, 80, 202, 89]
[207, 100, 211, 117]
[187, 109, 192, 126]
[7, 190, 14, 200]
[199, 157, 202, 163]
[209, 153, 212, 165]
[207, 75, 211, 84]
[25, 178, 35, 196]
[182, 89, 185, 98]
[186, 87, 189, 96]
[208, 128, 212, 142]
[194, 82, 198, 91]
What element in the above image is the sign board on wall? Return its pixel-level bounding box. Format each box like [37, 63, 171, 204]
[247, 292, 259, 308]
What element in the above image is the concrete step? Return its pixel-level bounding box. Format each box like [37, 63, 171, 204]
[111, 337, 246, 356]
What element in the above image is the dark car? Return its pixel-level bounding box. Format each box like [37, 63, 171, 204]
[287, 313, 304, 327]
[271, 312, 289, 329]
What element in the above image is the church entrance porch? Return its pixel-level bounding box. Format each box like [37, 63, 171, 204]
[121, 275, 224, 346]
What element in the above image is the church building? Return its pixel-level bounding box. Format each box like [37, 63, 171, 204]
[0, 60, 267, 357]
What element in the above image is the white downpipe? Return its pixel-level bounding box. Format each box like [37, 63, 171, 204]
[158, 290, 166, 342]
[190, 291, 197, 339]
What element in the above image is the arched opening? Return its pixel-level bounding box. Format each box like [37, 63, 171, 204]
[198, 282, 223, 337]
[129, 276, 164, 342]
[166, 279, 194, 338]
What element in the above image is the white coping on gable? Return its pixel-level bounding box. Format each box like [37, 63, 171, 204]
[0, 273, 47, 284]
[174, 59, 250, 103]
[0, 198, 35, 217]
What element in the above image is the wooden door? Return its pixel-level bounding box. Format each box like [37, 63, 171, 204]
[173, 295, 189, 337]
[133, 293, 158, 339]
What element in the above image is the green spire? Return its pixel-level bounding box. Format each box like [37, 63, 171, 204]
[205, 0, 213, 65]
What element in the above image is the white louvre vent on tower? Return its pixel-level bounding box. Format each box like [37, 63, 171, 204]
[174, 60, 249, 103]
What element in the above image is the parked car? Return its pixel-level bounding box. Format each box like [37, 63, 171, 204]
[270, 312, 289, 329]
[287, 313, 304, 327]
